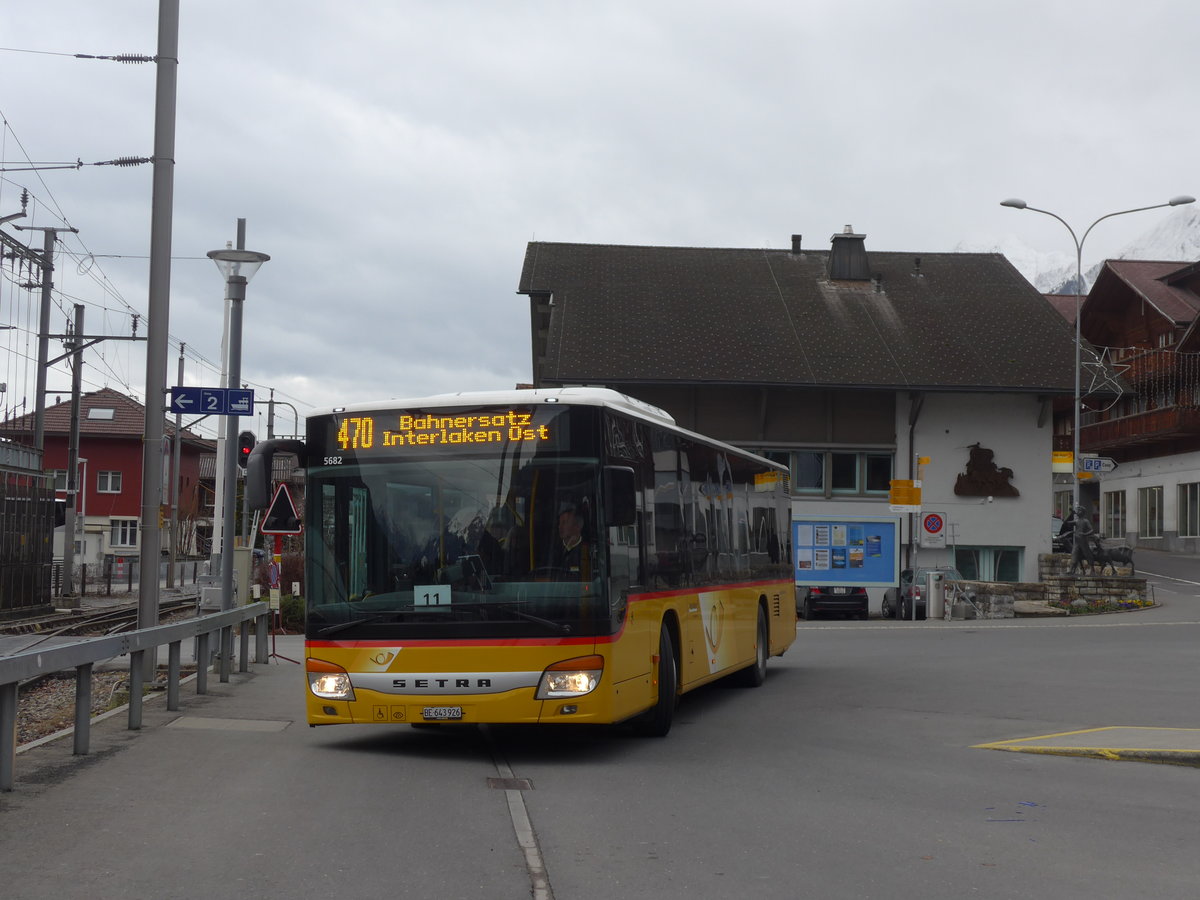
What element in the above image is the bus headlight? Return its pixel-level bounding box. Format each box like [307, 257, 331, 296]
[535, 655, 603, 699]
[307, 658, 356, 701]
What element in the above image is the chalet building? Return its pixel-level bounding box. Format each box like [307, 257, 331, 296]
[0, 388, 213, 576]
[517, 229, 1081, 592]
[1068, 259, 1200, 551]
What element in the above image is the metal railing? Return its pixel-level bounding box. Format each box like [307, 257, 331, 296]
[0, 601, 270, 791]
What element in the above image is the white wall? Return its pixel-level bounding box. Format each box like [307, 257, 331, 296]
[790, 392, 1053, 603]
[1091, 448, 1200, 548]
[907, 393, 1052, 582]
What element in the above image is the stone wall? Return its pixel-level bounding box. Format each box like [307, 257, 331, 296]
[1040, 575, 1148, 609]
[946, 580, 1042, 619]
[945, 560, 1148, 618]
[1039, 552, 1133, 579]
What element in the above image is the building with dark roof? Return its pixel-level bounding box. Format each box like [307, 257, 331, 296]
[519, 229, 1080, 590]
[1064, 258, 1200, 551]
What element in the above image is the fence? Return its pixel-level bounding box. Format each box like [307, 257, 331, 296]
[50, 559, 206, 598]
[0, 601, 270, 791]
[0, 473, 54, 620]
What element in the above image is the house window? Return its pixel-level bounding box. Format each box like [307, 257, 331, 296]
[1138, 486, 1163, 539]
[791, 451, 824, 492]
[1103, 491, 1127, 539]
[50, 469, 67, 491]
[97, 471, 122, 493]
[864, 454, 892, 493]
[758, 450, 893, 498]
[1053, 491, 1072, 520]
[87, 407, 116, 420]
[110, 519, 138, 547]
[954, 547, 1022, 582]
[831, 452, 858, 493]
[1179, 484, 1200, 538]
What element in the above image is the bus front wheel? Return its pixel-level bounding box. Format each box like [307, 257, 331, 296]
[633, 625, 677, 737]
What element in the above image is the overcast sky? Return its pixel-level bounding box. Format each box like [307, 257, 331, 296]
[2, 1, 1196, 439]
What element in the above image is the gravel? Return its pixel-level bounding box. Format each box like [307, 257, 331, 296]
[16, 671, 134, 746]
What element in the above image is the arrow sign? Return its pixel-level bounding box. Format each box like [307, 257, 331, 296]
[261, 483, 302, 535]
[1078, 456, 1119, 474]
[169, 386, 203, 413]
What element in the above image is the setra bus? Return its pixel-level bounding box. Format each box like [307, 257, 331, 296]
[247, 388, 795, 736]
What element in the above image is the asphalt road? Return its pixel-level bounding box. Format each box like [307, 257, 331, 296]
[2, 561, 1198, 899]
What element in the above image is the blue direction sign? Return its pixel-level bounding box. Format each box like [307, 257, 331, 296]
[1078, 456, 1118, 474]
[170, 386, 255, 416]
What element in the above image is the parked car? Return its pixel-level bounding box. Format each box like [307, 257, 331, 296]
[881, 566, 965, 620]
[1052, 515, 1072, 553]
[797, 585, 869, 620]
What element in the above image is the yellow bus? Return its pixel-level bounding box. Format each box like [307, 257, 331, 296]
[248, 388, 794, 736]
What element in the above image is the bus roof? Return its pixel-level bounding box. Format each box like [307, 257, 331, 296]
[308, 388, 786, 472]
[312, 388, 676, 426]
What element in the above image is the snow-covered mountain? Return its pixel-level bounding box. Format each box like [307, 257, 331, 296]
[958, 205, 1200, 294]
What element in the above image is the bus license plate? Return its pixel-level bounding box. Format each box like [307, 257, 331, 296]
[422, 706, 463, 721]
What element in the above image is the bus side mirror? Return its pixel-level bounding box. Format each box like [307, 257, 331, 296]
[246, 439, 306, 509]
[603, 465, 636, 528]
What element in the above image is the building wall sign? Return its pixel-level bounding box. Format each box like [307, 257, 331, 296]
[954, 443, 1019, 497]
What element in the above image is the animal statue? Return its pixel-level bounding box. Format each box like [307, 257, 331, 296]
[1088, 538, 1135, 576]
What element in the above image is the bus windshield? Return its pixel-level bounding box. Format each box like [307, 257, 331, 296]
[306, 453, 612, 640]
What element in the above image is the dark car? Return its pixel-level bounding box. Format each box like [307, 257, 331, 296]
[881, 566, 964, 620]
[797, 585, 869, 620]
[1052, 515, 1072, 553]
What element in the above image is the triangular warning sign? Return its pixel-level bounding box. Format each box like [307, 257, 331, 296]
[261, 483, 302, 535]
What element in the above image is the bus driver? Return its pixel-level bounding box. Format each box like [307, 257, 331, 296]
[554, 502, 590, 578]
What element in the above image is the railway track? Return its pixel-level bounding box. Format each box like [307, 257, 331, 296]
[1, 598, 198, 652]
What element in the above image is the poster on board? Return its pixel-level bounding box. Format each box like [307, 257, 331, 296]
[792, 515, 901, 587]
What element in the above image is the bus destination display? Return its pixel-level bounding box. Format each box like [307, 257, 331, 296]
[331, 409, 555, 454]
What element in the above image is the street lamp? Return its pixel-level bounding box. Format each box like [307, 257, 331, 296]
[1000, 194, 1195, 543]
[207, 247, 269, 614]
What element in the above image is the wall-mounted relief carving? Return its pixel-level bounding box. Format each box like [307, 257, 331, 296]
[953, 443, 1019, 497]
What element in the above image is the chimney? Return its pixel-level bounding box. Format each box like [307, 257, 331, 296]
[828, 225, 869, 280]
[790, 234, 803, 254]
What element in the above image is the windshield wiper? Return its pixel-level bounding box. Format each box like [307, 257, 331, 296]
[499, 605, 572, 635]
[316, 615, 384, 637]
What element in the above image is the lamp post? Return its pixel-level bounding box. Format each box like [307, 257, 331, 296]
[207, 248, 269, 614]
[1000, 194, 1195, 542]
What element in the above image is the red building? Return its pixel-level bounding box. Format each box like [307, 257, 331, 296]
[0, 388, 213, 572]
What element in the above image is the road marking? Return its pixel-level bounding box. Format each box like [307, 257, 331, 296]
[974, 727, 1200, 767]
[482, 726, 554, 900]
[1139, 569, 1200, 588]
[798, 619, 1200, 631]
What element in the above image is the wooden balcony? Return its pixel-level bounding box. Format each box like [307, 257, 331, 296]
[1120, 351, 1177, 383]
[1081, 406, 1200, 451]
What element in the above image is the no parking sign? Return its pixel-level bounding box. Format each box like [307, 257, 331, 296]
[920, 512, 947, 548]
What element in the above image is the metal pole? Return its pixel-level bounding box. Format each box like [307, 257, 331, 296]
[33, 231, 55, 453]
[62, 305, 84, 596]
[219, 275, 247, 610]
[167, 343, 184, 587]
[137, 0, 180, 638]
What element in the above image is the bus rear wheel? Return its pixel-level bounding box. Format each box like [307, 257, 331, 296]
[633, 625, 677, 737]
